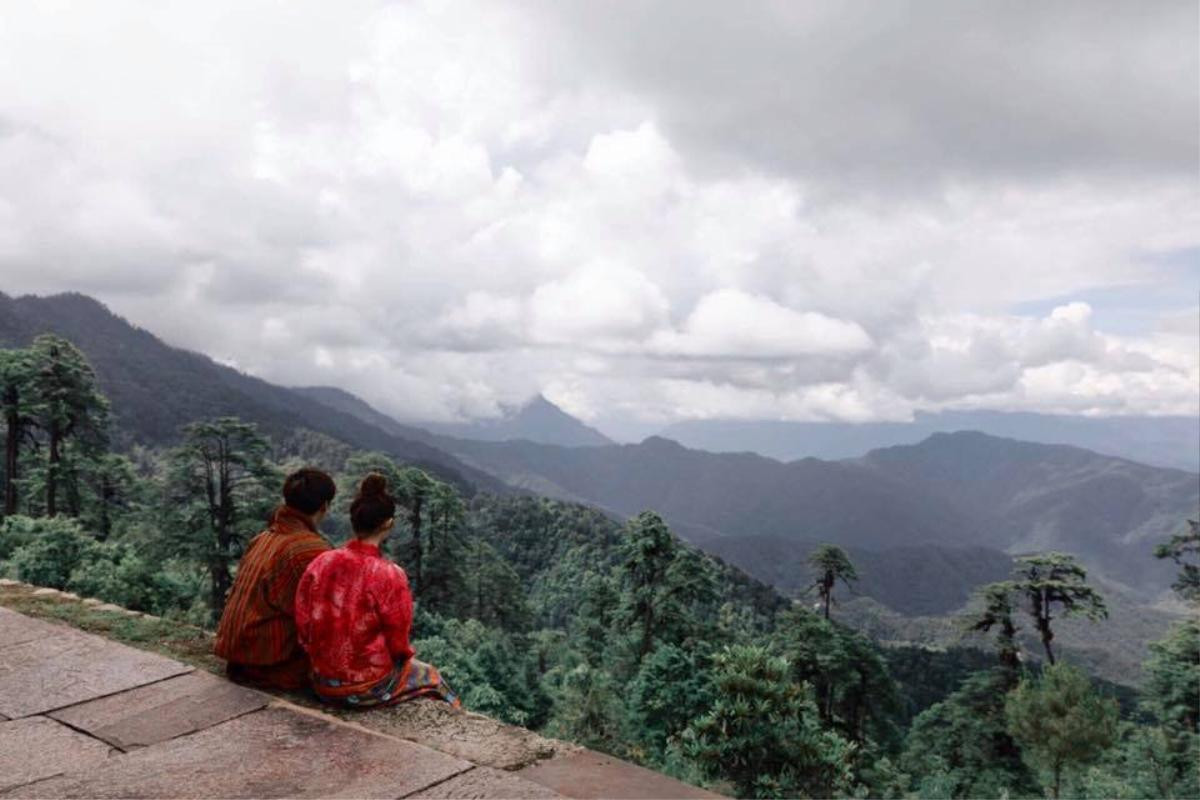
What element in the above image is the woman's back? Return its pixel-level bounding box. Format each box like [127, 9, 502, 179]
[295, 539, 414, 690]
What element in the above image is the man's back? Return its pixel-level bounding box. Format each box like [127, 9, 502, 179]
[214, 505, 330, 688]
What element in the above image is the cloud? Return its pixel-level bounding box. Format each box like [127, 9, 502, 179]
[0, 0, 1195, 432]
[529, 264, 670, 346]
[650, 290, 872, 359]
[540, 0, 1198, 191]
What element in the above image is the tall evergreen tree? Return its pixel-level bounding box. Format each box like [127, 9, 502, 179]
[164, 417, 278, 622]
[682, 644, 856, 799]
[619, 511, 679, 660]
[0, 347, 37, 517]
[808, 543, 857, 620]
[26, 335, 109, 518]
[967, 582, 1022, 677]
[902, 668, 1039, 799]
[1005, 662, 1118, 798]
[1010, 552, 1106, 665]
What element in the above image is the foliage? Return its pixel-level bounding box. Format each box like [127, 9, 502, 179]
[0, 346, 38, 516]
[1155, 519, 1200, 604]
[773, 607, 901, 749]
[1142, 617, 1200, 736]
[163, 417, 279, 621]
[627, 643, 715, 762]
[411, 610, 546, 727]
[619, 511, 680, 660]
[5, 515, 101, 588]
[26, 335, 111, 518]
[902, 668, 1038, 799]
[1005, 663, 1119, 798]
[966, 581, 1021, 672]
[808, 543, 857, 620]
[1009, 552, 1107, 665]
[681, 644, 857, 799]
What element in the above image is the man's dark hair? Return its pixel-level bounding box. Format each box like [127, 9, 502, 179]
[282, 468, 336, 514]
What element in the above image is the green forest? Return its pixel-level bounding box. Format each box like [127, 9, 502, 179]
[1, 334, 1197, 799]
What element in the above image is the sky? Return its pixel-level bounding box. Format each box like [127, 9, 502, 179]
[0, 0, 1196, 439]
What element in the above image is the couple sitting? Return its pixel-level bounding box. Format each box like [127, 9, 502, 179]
[213, 468, 458, 709]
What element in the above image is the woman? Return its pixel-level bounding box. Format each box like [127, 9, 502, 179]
[294, 473, 459, 708]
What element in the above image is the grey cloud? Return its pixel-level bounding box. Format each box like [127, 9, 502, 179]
[537, 0, 1198, 192]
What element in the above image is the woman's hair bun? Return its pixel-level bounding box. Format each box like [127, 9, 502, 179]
[359, 473, 389, 497]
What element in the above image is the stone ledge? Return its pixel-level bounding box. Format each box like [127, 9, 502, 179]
[0, 579, 725, 798]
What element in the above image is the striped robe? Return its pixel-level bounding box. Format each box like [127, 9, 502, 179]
[214, 505, 331, 689]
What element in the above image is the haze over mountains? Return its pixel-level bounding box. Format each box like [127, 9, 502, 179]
[661, 412, 1200, 472]
[3, 292, 1196, 623]
[297, 386, 612, 448]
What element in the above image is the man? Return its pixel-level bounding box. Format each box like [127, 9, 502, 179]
[214, 467, 336, 689]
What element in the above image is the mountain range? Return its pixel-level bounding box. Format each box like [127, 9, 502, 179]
[433, 431, 1197, 605]
[660, 411, 1200, 472]
[3, 292, 1196, 623]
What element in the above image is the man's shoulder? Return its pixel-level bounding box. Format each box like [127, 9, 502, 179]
[282, 531, 332, 561]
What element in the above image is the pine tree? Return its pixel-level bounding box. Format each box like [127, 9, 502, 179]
[681, 644, 856, 798]
[1005, 662, 1118, 798]
[26, 335, 109, 518]
[807, 543, 857, 620]
[1011, 552, 1106, 665]
[0, 347, 37, 517]
[967, 581, 1022, 678]
[619, 511, 679, 660]
[164, 417, 278, 622]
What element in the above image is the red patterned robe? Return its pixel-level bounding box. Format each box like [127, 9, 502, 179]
[295, 538, 413, 684]
[295, 539, 457, 707]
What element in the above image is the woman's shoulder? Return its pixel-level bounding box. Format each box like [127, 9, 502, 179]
[370, 557, 410, 586]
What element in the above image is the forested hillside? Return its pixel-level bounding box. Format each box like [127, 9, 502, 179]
[436, 431, 1198, 601]
[0, 292, 502, 494]
[1, 303, 1197, 798]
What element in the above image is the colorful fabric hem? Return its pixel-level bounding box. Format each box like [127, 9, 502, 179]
[312, 657, 460, 709]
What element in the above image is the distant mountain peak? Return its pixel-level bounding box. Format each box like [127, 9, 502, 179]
[418, 393, 613, 448]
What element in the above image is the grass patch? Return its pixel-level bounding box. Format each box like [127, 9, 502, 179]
[0, 584, 222, 675]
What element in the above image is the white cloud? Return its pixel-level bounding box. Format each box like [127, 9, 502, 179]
[650, 290, 872, 359]
[529, 263, 670, 346]
[0, 0, 1195, 432]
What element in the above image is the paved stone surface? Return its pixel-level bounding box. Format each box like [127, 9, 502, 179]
[50, 671, 269, 750]
[0, 628, 192, 718]
[0, 717, 115, 793]
[0, 607, 64, 649]
[518, 751, 724, 799]
[347, 698, 566, 770]
[406, 767, 565, 799]
[6, 707, 472, 799]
